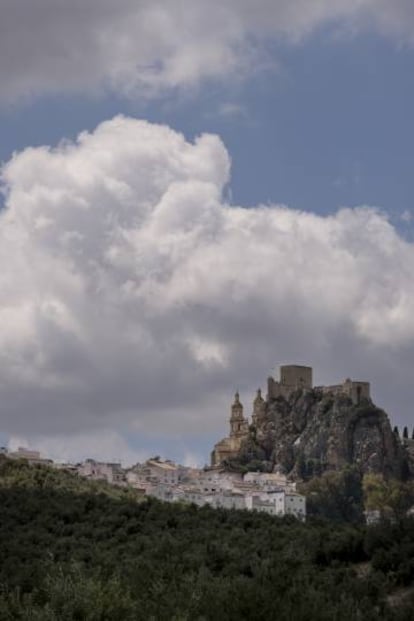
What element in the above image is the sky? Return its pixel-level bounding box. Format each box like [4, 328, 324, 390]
[1, 0, 414, 466]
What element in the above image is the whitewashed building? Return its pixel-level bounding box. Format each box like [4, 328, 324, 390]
[241, 490, 306, 520]
[271, 491, 306, 519]
[196, 470, 243, 493]
[148, 485, 187, 503]
[78, 459, 125, 484]
[147, 477, 306, 520]
[145, 459, 181, 485]
[125, 470, 152, 491]
[7, 447, 53, 466]
[129, 459, 184, 486]
[212, 490, 247, 511]
[243, 472, 296, 491]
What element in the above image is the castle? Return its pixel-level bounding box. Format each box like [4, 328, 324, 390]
[211, 364, 371, 467]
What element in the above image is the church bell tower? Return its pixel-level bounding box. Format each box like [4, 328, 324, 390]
[230, 392, 248, 437]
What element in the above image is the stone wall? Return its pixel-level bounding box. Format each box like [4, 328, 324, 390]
[316, 379, 370, 404]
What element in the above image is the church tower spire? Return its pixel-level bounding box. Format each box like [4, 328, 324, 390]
[230, 392, 248, 437]
[252, 388, 265, 425]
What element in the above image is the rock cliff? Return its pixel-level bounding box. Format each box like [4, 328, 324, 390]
[228, 389, 409, 480]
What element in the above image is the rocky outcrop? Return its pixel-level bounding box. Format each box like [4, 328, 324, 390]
[230, 389, 409, 480]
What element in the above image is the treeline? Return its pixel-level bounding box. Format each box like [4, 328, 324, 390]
[394, 426, 414, 440]
[299, 466, 414, 524]
[1, 459, 414, 619]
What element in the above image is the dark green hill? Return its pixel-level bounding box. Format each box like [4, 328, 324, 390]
[1, 458, 414, 620]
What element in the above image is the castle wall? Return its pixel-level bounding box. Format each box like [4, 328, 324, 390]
[267, 377, 292, 400]
[318, 379, 370, 404]
[268, 365, 371, 403]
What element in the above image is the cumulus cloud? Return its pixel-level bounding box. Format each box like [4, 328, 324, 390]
[1, 115, 414, 461]
[2, 1, 414, 102]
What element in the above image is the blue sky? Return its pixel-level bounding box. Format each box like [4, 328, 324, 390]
[1, 1, 414, 465]
[2, 31, 414, 221]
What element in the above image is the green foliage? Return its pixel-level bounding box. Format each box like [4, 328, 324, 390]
[0, 455, 140, 502]
[363, 474, 414, 522]
[0, 459, 413, 619]
[0, 564, 138, 620]
[300, 466, 365, 523]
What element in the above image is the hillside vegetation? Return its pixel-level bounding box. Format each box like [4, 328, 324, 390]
[1, 458, 414, 619]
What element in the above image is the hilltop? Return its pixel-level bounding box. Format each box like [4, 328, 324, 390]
[212, 364, 411, 481]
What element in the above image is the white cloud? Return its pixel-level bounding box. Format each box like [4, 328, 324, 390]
[2, 1, 414, 103]
[182, 450, 204, 469]
[1, 115, 414, 461]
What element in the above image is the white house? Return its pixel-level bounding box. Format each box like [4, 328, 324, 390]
[273, 491, 306, 519]
[131, 459, 185, 486]
[78, 459, 125, 484]
[243, 472, 296, 492]
[213, 490, 247, 511]
[148, 485, 187, 503]
[196, 470, 243, 493]
[181, 489, 214, 507]
[244, 490, 306, 520]
[125, 470, 153, 491]
[7, 447, 53, 466]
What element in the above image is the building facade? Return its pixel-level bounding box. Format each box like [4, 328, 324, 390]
[210, 392, 250, 467]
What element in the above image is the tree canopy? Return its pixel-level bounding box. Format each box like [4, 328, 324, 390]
[1, 458, 414, 619]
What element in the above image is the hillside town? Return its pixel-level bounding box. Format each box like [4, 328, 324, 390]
[0, 446, 306, 520]
[4, 363, 414, 525]
[0, 364, 403, 524]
